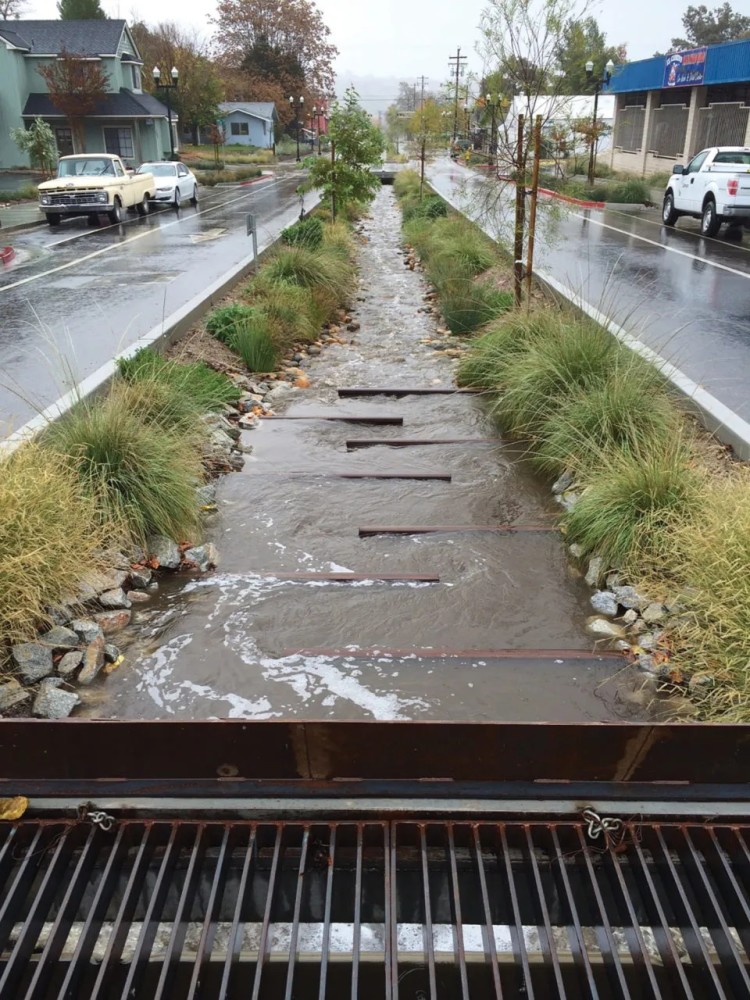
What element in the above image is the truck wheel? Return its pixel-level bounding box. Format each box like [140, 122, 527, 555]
[700, 197, 721, 238]
[662, 191, 679, 227]
[136, 194, 150, 216]
[45, 213, 61, 226]
[190, 184, 198, 206]
[107, 198, 122, 225]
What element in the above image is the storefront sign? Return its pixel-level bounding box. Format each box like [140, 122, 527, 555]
[663, 47, 707, 87]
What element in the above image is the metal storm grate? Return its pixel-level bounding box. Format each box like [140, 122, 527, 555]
[2, 816, 750, 998]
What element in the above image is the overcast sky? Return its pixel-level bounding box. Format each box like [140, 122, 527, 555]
[24, 0, 689, 88]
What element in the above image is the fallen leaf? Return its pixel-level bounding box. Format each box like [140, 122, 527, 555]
[0, 796, 28, 821]
[103, 655, 125, 675]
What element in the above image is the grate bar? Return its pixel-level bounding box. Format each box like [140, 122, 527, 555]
[359, 523, 556, 536]
[253, 471, 453, 481]
[261, 415, 405, 424]
[284, 826, 310, 1000]
[524, 825, 566, 995]
[346, 437, 497, 449]
[219, 826, 256, 999]
[338, 387, 476, 397]
[420, 825, 439, 998]
[317, 825, 337, 1000]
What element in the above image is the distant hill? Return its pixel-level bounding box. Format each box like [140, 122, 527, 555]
[333, 73, 414, 117]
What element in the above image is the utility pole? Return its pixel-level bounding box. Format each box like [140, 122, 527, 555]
[448, 47, 467, 143]
[513, 113, 525, 309]
[525, 115, 543, 305]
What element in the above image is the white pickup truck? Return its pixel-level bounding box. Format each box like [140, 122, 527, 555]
[662, 146, 750, 238]
[37, 153, 156, 226]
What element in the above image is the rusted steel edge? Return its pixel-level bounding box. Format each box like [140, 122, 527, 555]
[261, 416, 405, 425]
[253, 472, 452, 481]
[346, 438, 497, 449]
[358, 524, 558, 536]
[338, 387, 477, 397]
[258, 573, 441, 582]
[280, 647, 622, 661]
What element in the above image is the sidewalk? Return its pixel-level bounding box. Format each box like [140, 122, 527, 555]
[0, 201, 43, 233]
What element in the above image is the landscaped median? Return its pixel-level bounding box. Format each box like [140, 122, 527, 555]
[0, 210, 359, 719]
[395, 168, 750, 722]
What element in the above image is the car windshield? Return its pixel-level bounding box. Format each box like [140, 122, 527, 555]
[138, 164, 177, 177]
[57, 158, 115, 177]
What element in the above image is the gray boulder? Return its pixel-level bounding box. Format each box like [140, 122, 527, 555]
[590, 590, 618, 617]
[99, 588, 132, 610]
[613, 585, 648, 611]
[93, 609, 132, 633]
[642, 602, 666, 624]
[78, 636, 106, 686]
[57, 650, 84, 679]
[585, 557, 605, 587]
[12, 643, 54, 683]
[71, 618, 104, 644]
[104, 644, 120, 664]
[585, 617, 626, 639]
[129, 567, 152, 589]
[0, 678, 31, 712]
[184, 543, 219, 572]
[146, 535, 181, 570]
[39, 625, 80, 650]
[195, 483, 217, 506]
[33, 678, 80, 719]
[552, 469, 574, 495]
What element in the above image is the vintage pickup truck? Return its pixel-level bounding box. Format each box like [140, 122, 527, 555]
[37, 153, 156, 226]
[662, 145, 750, 238]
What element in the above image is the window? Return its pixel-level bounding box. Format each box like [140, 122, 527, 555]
[230, 121, 249, 136]
[687, 150, 708, 173]
[103, 127, 134, 160]
[131, 64, 141, 90]
[55, 127, 74, 156]
[114, 160, 125, 177]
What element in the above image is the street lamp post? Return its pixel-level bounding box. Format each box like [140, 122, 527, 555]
[289, 95, 304, 162]
[585, 58, 614, 186]
[312, 105, 322, 155]
[463, 103, 470, 141]
[152, 65, 179, 160]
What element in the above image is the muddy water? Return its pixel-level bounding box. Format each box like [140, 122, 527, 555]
[82, 187, 638, 722]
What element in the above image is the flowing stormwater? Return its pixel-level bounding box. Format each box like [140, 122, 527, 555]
[80, 186, 642, 722]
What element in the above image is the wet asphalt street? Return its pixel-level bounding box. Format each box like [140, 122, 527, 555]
[428, 158, 750, 422]
[0, 171, 308, 433]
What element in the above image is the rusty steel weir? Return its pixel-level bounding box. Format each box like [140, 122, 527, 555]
[280, 646, 621, 662]
[346, 437, 497, 449]
[256, 572, 440, 582]
[260, 415, 404, 424]
[253, 472, 452, 481]
[358, 524, 557, 536]
[338, 387, 476, 397]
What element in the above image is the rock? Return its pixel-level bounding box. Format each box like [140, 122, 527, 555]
[195, 483, 217, 506]
[222, 423, 241, 442]
[104, 644, 120, 664]
[206, 428, 235, 453]
[585, 617, 626, 639]
[128, 590, 150, 603]
[11, 642, 54, 683]
[265, 383, 296, 405]
[77, 568, 128, 599]
[590, 590, 618, 617]
[637, 653, 661, 675]
[621, 609, 639, 625]
[183, 542, 219, 572]
[147, 581, 159, 593]
[93, 610, 132, 633]
[552, 470, 574, 495]
[78, 636, 106, 686]
[146, 535, 181, 570]
[642, 602, 666, 624]
[45, 604, 72, 627]
[629, 618, 649, 635]
[307, 345, 322, 356]
[638, 631, 663, 651]
[0, 679, 31, 712]
[558, 490, 579, 511]
[71, 618, 103, 644]
[585, 556, 605, 587]
[99, 588, 132, 610]
[689, 672, 715, 694]
[33, 678, 79, 719]
[129, 567, 152, 589]
[238, 413, 260, 430]
[57, 650, 84, 679]
[613, 639, 633, 652]
[605, 572, 622, 589]
[347, 321, 360, 332]
[39, 625, 80, 650]
[568, 543, 585, 560]
[613, 585, 648, 611]
[228, 451, 245, 471]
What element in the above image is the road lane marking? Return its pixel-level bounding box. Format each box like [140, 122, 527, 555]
[605, 206, 750, 257]
[0, 177, 288, 294]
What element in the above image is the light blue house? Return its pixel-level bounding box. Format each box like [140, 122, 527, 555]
[218, 103, 278, 149]
[0, 19, 174, 169]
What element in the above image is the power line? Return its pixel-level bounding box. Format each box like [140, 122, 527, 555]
[448, 46, 467, 143]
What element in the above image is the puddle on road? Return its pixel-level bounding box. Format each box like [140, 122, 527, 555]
[81, 187, 642, 723]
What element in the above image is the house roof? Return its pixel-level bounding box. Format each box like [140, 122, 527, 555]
[608, 38, 750, 93]
[0, 19, 128, 56]
[23, 89, 172, 120]
[219, 102, 278, 122]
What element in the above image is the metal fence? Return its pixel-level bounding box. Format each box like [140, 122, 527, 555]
[694, 103, 750, 155]
[613, 106, 646, 153]
[647, 104, 689, 158]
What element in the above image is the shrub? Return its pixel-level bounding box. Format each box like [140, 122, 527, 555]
[456, 315, 543, 389]
[607, 179, 650, 204]
[117, 348, 239, 410]
[393, 169, 421, 199]
[281, 216, 324, 250]
[402, 218, 435, 258]
[0, 444, 105, 642]
[440, 284, 513, 335]
[206, 304, 256, 344]
[402, 195, 448, 222]
[45, 389, 203, 544]
[263, 246, 353, 303]
[195, 167, 262, 186]
[321, 220, 355, 261]
[190, 159, 225, 170]
[562, 440, 698, 568]
[232, 316, 279, 372]
[248, 278, 319, 343]
[426, 217, 497, 276]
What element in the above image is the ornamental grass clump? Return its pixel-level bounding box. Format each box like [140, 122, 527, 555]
[45, 387, 203, 545]
[263, 246, 353, 304]
[206, 304, 256, 345]
[232, 315, 279, 372]
[247, 278, 319, 344]
[456, 310, 563, 389]
[0, 443, 105, 642]
[117, 348, 239, 411]
[440, 284, 513, 335]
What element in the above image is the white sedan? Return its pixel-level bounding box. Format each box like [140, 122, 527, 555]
[136, 161, 198, 208]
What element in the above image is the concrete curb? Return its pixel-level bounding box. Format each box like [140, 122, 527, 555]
[0, 217, 44, 235]
[433, 180, 750, 462]
[1, 190, 321, 458]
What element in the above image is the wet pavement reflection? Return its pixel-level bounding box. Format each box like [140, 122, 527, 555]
[81, 187, 638, 723]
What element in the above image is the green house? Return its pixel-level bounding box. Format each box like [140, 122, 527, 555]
[0, 19, 176, 169]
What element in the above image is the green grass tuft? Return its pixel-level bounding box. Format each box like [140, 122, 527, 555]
[206, 305, 256, 345]
[232, 314, 280, 372]
[440, 284, 513, 335]
[117, 348, 239, 409]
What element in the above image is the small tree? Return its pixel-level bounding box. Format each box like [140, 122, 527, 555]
[206, 123, 226, 166]
[37, 51, 109, 154]
[10, 118, 58, 175]
[304, 87, 384, 219]
[0, 0, 27, 17]
[57, 0, 106, 17]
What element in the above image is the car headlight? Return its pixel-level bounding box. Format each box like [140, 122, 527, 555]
[97, 192, 108, 203]
[40, 195, 51, 205]
[156, 186, 172, 192]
